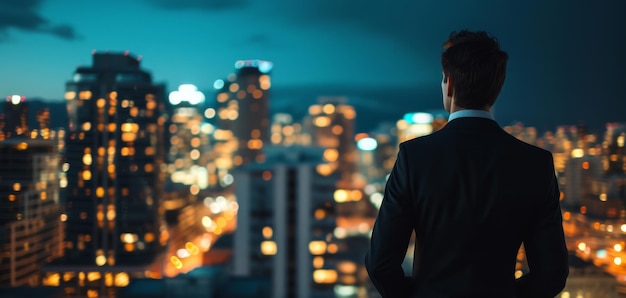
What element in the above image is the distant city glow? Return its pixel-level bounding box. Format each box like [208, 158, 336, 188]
[213, 79, 225, 89]
[169, 84, 205, 105]
[357, 137, 377, 151]
[403, 112, 433, 124]
[9, 95, 23, 105]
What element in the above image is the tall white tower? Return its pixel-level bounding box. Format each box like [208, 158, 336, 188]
[233, 146, 339, 298]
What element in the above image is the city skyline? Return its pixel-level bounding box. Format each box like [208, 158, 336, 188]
[1, 0, 626, 132]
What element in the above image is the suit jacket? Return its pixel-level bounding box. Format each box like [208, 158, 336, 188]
[365, 117, 569, 298]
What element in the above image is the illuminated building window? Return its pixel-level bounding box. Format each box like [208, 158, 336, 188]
[313, 256, 324, 268]
[65, 91, 77, 100]
[12, 183, 21, 192]
[322, 104, 335, 114]
[252, 90, 263, 99]
[314, 209, 326, 220]
[79, 90, 93, 100]
[334, 189, 349, 203]
[309, 241, 327, 255]
[313, 270, 337, 284]
[229, 83, 239, 92]
[83, 153, 93, 165]
[328, 243, 338, 254]
[314, 116, 331, 127]
[332, 125, 343, 135]
[262, 226, 273, 239]
[144, 233, 155, 243]
[82, 122, 92, 131]
[217, 93, 229, 103]
[80, 212, 88, 220]
[261, 241, 277, 255]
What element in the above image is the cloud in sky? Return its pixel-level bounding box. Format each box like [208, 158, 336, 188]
[0, 0, 78, 42]
[146, 0, 248, 10]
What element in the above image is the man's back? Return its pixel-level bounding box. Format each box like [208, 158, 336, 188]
[365, 117, 569, 297]
[365, 30, 568, 298]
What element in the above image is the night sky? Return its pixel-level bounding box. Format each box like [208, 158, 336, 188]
[1, 0, 625, 133]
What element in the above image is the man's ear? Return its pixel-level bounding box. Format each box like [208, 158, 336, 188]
[446, 77, 454, 97]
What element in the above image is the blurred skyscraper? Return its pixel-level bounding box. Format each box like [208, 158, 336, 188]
[45, 52, 168, 295]
[1, 95, 29, 138]
[214, 60, 272, 167]
[307, 97, 357, 189]
[0, 96, 64, 287]
[233, 146, 339, 298]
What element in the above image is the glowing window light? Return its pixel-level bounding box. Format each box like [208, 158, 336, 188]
[262, 226, 273, 239]
[82, 122, 92, 131]
[571, 148, 584, 158]
[261, 241, 277, 255]
[121, 233, 138, 244]
[314, 209, 326, 220]
[322, 104, 335, 114]
[357, 137, 378, 151]
[12, 183, 21, 192]
[342, 107, 356, 119]
[229, 83, 239, 93]
[328, 243, 338, 254]
[82, 170, 92, 180]
[316, 164, 333, 176]
[323, 149, 339, 162]
[314, 116, 331, 127]
[337, 261, 358, 274]
[83, 154, 92, 165]
[309, 105, 322, 115]
[114, 273, 129, 287]
[258, 61, 273, 73]
[313, 256, 324, 268]
[331, 125, 343, 135]
[65, 91, 76, 100]
[615, 257, 623, 266]
[334, 285, 358, 297]
[95, 255, 106, 266]
[334, 190, 349, 203]
[313, 269, 337, 284]
[213, 79, 225, 90]
[309, 241, 327, 255]
[169, 84, 205, 105]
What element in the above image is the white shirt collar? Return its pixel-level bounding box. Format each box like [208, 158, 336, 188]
[448, 109, 494, 122]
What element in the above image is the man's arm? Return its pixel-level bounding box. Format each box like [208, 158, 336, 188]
[515, 153, 569, 297]
[365, 144, 414, 298]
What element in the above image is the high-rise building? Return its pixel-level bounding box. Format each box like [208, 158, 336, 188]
[307, 97, 357, 189]
[46, 52, 168, 294]
[164, 84, 215, 211]
[233, 146, 339, 298]
[270, 113, 310, 147]
[214, 60, 272, 167]
[0, 137, 64, 286]
[1, 95, 29, 138]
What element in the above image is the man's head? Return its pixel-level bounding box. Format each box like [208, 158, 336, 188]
[441, 30, 508, 112]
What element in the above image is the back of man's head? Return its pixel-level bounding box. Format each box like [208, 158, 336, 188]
[441, 30, 508, 109]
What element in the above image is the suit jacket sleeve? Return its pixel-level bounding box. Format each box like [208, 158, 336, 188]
[365, 143, 414, 297]
[515, 152, 569, 297]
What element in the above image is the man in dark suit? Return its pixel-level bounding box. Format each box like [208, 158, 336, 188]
[365, 30, 569, 297]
